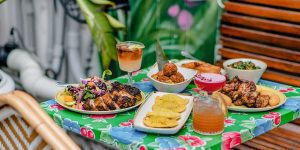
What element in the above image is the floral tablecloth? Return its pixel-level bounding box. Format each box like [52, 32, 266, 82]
[40, 69, 300, 150]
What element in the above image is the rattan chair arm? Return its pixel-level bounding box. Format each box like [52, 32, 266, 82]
[0, 92, 80, 150]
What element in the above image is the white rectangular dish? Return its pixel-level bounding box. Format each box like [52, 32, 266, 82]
[133, 92, 193, 134]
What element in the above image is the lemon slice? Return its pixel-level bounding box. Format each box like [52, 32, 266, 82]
[65, 101, 76, 106]
[128, 44, 143, 49]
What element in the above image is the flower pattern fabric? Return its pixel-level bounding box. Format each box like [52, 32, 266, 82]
[40, 67, 300, 150]
[222, 132, 242, 150]
[179, 135, 206, 147]
[109, 127, 146, 145]
[155, 137, 180, 149]
[225, 117, 235, 127]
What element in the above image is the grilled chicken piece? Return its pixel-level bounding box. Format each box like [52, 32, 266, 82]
[117, 96, 137, 108]
[101, 93, 119, 110]
[256, 95, 270, 108]
[94, 97, 109, 111]
[83, 100, 97, 111]
[233, 99, 243, 106]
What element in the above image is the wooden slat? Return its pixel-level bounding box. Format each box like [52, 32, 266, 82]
[249, 138, 286, 150]
[270, 128, 300, 142]
[263, 70, 300, 87]
[293, 119, 300, 125]
[234, 144, 255, 150]
[220, 48, 300, 74]
[242, 140, 274, 150]
[230, 0, 300, 10]
[221, 37, 300, 63]
[280, 123, 300, 135]
[222, 13, 300, 36]
[225, 2, 300, 23]
[221, 25, 300, 51]
[256, 133, 300, 149]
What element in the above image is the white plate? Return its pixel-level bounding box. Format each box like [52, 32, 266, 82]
[228, 86, 286, 112]
[55, 90, 146, 114]
[175, 59, 226, 75]
[133, 92, 193, 134]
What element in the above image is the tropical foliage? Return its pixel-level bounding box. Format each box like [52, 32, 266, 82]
[128, 0, 220, 67]
[77, 0, 220, 75]
[77, 0, 125, 69]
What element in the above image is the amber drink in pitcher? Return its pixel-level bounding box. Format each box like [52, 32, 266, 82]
[193, 96, 227, 135]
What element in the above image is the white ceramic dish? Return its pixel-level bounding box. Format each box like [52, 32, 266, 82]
[175, 59, 226, 75]
[223, 58, 267, 83]
[133, 92, 193, 134]
[147, 63, 197, 93]
[55, 90, 146, 114]
[228, 86, 286, 112]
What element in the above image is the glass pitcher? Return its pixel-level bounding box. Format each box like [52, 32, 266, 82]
[192, 95, 228, 135]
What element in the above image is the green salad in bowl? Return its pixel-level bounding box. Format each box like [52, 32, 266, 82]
[227, 61, 261, 70]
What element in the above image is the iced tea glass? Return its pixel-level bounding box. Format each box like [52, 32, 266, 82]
[116, 41, 144, 84]
[193, 96, 226, 135]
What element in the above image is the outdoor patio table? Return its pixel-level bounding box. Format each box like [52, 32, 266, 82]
[40, 67, 300, 150]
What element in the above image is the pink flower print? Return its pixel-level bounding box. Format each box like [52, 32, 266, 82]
[168, 4, 180, 17]
[132, 70, 142, 76]
[279, 87, 295, 93]
[120, 119, 134, 127]
[89, 114, 116, 119]
[143, 78, 149, 82]
[222, 132, 242, 150]
[50, 104, 65, 110]
[139, 145, 147, 150]
[80, 127, 95, 139]
[179, 135, 206, 147]
[176, 148, 187, 150]
[263, 112, 281, 126]
[225, 117, 235, 127]
[177, 10, 193, 31]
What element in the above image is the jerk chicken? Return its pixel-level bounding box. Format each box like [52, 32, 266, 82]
[66, 76, 142, 111]
[220, 76, 270, 108]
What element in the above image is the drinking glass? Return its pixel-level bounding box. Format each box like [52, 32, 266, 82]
[192, 73, 228, 135]
[116, 41, 144, 84]
[193, 96, 227, 135]
[194, 73, 226, 94]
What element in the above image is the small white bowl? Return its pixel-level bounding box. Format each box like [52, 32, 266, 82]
[223, 58, 267, 83]
[147, 64, 197, 93]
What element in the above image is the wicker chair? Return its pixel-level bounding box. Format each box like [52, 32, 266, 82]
[0, 91, 79, 150]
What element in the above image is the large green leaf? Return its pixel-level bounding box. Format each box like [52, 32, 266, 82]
[0, 0, 5, 4]
[90, 0, 116, 7]
[77, 0, 124, 69]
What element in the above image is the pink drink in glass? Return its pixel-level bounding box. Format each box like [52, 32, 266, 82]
[194, 73, 226, 93]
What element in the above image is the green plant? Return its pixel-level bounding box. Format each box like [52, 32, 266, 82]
[128, 0, 220, 67]
[0, 0, 5, 4]
[77, 0, 125, 69]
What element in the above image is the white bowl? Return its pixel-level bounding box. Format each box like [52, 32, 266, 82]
[223, 58, 267, 83]
[147, 64, 197, 93]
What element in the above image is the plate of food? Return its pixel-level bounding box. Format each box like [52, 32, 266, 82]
[133, 92, 193, 134]
[176, 59, 225, 75]
[223, 58, 267, 83]
[147, 62, 197, 93]
[212, 76, 286, 112]
[55, 76, 145, 114]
